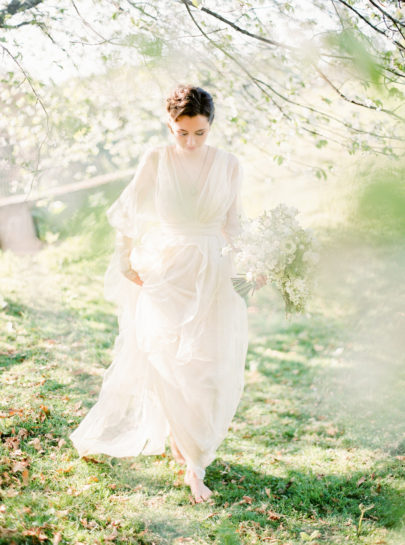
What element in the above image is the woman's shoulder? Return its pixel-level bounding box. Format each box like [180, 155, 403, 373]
[209, 146, 239, 166]
[138, 145, 164, 169]
[217, 147, 240, 164]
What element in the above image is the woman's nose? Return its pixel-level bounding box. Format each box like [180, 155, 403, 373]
[187, 134, 195, 146]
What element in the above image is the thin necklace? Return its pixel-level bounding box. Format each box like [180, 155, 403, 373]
[172, 145, 210, 192]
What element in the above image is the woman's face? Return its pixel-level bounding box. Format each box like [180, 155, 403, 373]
[167, 114, 211, 151]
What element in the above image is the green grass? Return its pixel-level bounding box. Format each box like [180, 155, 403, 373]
[0, 216, 404, 544]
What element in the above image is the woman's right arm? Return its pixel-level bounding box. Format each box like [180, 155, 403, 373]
[116, 232, 143, 285]
[107, 147, 159, 286]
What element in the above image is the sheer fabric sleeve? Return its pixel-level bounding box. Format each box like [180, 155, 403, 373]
[106, 147, 159, 242]
[221, 155, 246, 248]
[103, 147, 159, 314]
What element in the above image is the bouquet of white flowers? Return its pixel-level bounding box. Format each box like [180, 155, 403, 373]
[223, 204, 319, 316]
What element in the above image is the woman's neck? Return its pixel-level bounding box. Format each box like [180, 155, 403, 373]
[173, 144, 209, 158]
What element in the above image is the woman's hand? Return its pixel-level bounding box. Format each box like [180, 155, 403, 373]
[254, 273, 267, 290]
[123, 268, 144, 286]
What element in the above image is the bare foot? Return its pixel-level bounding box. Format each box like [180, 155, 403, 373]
[169, 432, 185, 465]
[185, 468, 213, 503]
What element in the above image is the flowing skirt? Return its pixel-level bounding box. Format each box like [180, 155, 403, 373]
[69, 227, 248, 480]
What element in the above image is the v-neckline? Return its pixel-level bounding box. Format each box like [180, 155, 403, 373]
[164, 145, 220, 199]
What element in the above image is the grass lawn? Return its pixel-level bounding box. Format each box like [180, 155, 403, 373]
[0, 218, 404, 544]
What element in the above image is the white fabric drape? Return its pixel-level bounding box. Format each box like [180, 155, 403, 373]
[69, 144, 249, 480]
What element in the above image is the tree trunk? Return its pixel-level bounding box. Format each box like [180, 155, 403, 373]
[0, 202, 43, 254]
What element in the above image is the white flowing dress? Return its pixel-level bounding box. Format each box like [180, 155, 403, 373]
[69, 144, 249, 480]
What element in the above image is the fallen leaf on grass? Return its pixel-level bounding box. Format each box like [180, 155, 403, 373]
[22, 527, 48, 541]
[203, 512, 218, 519]
[82, 455, 102, 464]
[3, 488, 18, 498]
[80, 518, 99, 529]
[18, 428, 29, 439]
[39, 405, 50, 422]
[29, 438, 42, 451]
[267, 510, 282, 521]
[57, 465, 73, 474]
[56, 509, 70, 518]
[12, 460, 30, 473]
[7, 409, 24, 417]
[4, 436, 20, 450]
[53, 531, 62, 545]
[357, 476, 366, 487]
[0, 505, 6, 513]
[66, 487, 81, 496]
[22, 468, 29, 486]
[110, 495, 130, 502]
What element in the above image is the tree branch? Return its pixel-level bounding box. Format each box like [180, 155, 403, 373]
[0, 0, 43, 28]
[367, 0, 405, 28]
[335, 0, 405, 52]
[178, 0, 295, 51]
[315, 65, 405, 121]
[0, 42, 51, 200]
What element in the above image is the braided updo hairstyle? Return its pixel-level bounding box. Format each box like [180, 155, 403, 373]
[166, 84, 215, 124]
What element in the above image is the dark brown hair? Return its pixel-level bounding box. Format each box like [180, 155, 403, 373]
[166, 84, 215, 124]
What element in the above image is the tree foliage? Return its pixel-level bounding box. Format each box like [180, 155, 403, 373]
[0, 0, 404, 195]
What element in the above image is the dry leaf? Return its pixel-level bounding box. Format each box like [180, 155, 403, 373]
[241, 495, 253, 504]
[12, 460, 29, 473]
[57, 465, 73, 474]
[22, 468, 29, 486]
[267, 510, 282, 520]
[22, 527, 48, 541]
[18, 428, 29, 439]
[8, 409, 24, 417]
[3, 488, 18, 498]
[66, 487, 81, 496]
[265, 488, 271, 497]
[53, 531, 62, 545]
[357, 476, 366, 487]
[30, 438, 42, 451]
[4, 437, 20, 450]
[82, 455, 101, 464]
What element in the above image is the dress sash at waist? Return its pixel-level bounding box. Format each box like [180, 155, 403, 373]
[161, 222, 223, 236]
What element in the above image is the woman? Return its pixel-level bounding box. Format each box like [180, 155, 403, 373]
[69, 84, 265, 502]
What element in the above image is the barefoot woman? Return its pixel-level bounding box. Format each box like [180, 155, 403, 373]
[70, 84, 256, 502]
